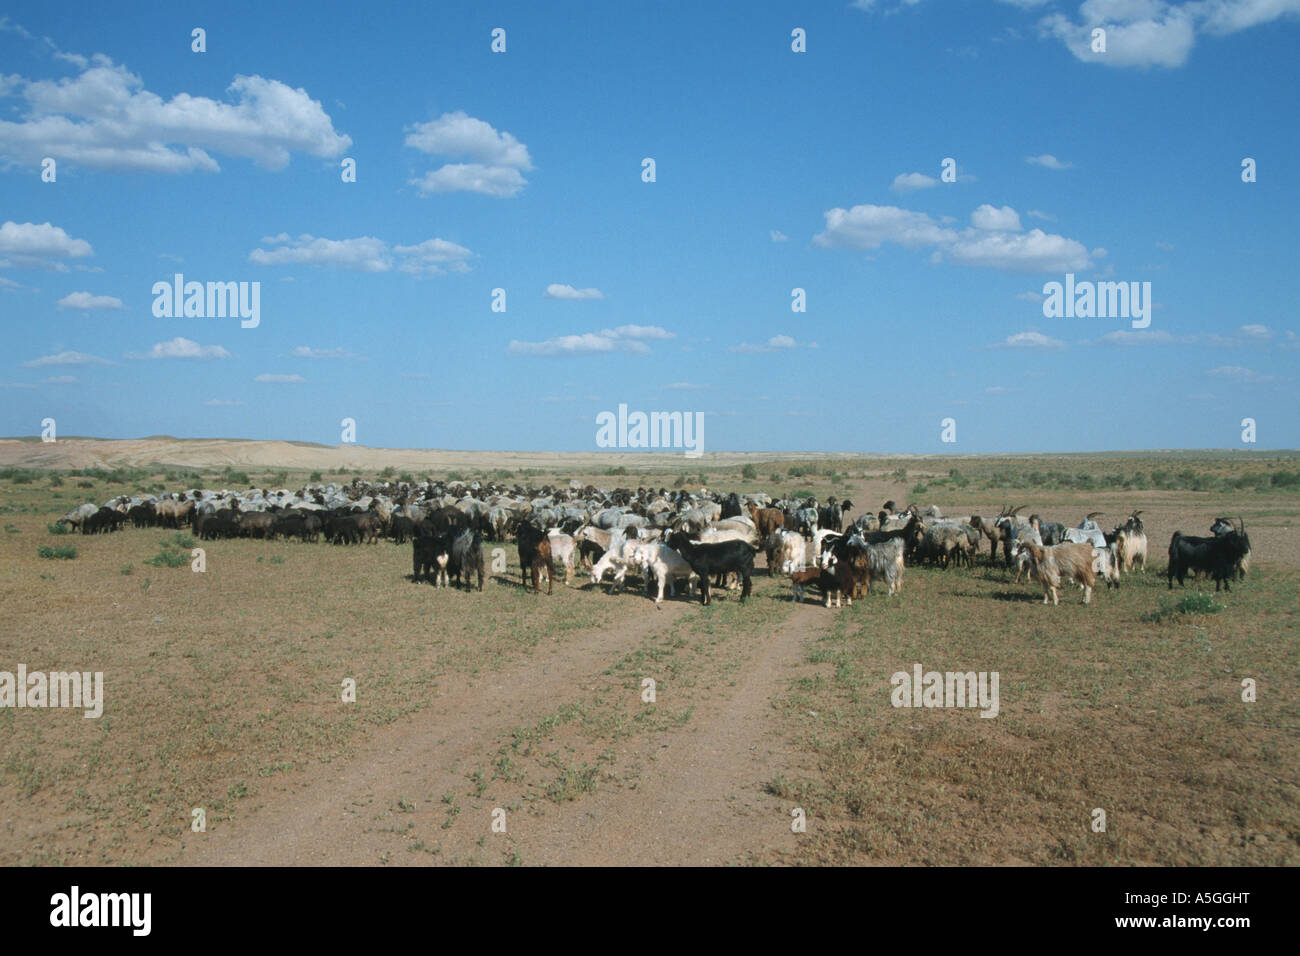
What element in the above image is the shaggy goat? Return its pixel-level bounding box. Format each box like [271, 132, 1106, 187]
[1015, 541, 1098, 606]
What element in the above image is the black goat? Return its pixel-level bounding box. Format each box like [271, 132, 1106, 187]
[450, 529, 485, 591]
[666, 532, 755, 605]
[1167, 529, 1249, 592]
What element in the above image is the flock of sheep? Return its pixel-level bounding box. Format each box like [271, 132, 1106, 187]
[55, 477, 1254, 608]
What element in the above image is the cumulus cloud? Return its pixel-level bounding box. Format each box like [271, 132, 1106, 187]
[770, 230, 789, 242]
[971, 204, 1022, 231]
[0, 221, 93, 269]
[989, 330, 1067, 350]
[1037, 0, 1300, 69]
[392, 238, 474, 275]
[254, 373, 305, 383]
[891, 171, 939, 192]
[815, 203, 1090, 272]
[405, 111, 532, 197]
[813, 205, 957, 251]
[544, 283, 604, 300]
[0, 59, 351, 172]
[23, 349, 112, 367]
[1026, 153, 1073, 170]
[730, 334, 798, 354]
[508, 325, 674, 357]
[127, 337, 230, 360]
[56, 290, 122, 310]
[249, 234, 472, 274]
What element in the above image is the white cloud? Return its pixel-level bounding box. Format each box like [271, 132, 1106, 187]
[42, 375, 78, 384]
[664, 381, 708, 390]
[1027, 209, 1057, 221]
[128, 337, 230, 360]
[408, 163, 527, 198]
[204, 398, 243, 406]
[290, 346, 362, 359]
[730, 334, 798, 354]
[56, 290, 122, 310]
[1016, 290, 1045, 302]
[508, 325, 674, 357]
[254, 373, 305, 383]
[1026, 153, 1073, 170]
[990, 330, 1067, 350]
[392, 238, 474, 275]
[23, 349, 112, 367]
[770, 230, 789, 242]
[0, 60, 351, 172]
[890, 171, 939, 192]
[249, 234, 472, 274]
[971, 204, 1022, 231]
[0, 220, 93, 269]
[813, 204, 957, 251]
[544, 283, 604, 300]
[405, 111, 532, 197]
[1207, 365, 1274, 383]
[1036, 0, 1299, 69]
[949, 228, 1091, 272]
[815, 203, 1090, 273]
[1092, 329, 1187, 346]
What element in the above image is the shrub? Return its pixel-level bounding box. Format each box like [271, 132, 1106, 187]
[380, 466, 396, 479]
[741, 464, 757, 479]
[46, 522, 70, 535]
[48, 475, 64, 487]
[446, 471, 466, 482]
[605, 466, 628, 476]
[144, 534, 194, 568]
[309, 471, 323, 483]
[399, 472, 414, 483]
[1143, 591, 1226, 622]
[38, 545, 78, 560]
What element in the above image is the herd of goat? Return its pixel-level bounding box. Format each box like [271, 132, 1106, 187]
[56, 479, 1254, 607]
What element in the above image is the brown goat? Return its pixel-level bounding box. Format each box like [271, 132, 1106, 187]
[1016, 541, 1097, 606]
[748, 504, 786, 540]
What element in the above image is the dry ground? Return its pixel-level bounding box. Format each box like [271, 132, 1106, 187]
[0, 443, 1296, 866]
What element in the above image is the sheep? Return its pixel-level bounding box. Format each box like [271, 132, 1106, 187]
[1014, 541, 1098, 606]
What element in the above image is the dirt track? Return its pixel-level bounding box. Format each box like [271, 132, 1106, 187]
[175, 588, 827, 866]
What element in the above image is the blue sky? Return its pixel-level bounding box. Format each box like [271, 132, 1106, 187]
[1, 0, 1297, 454]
